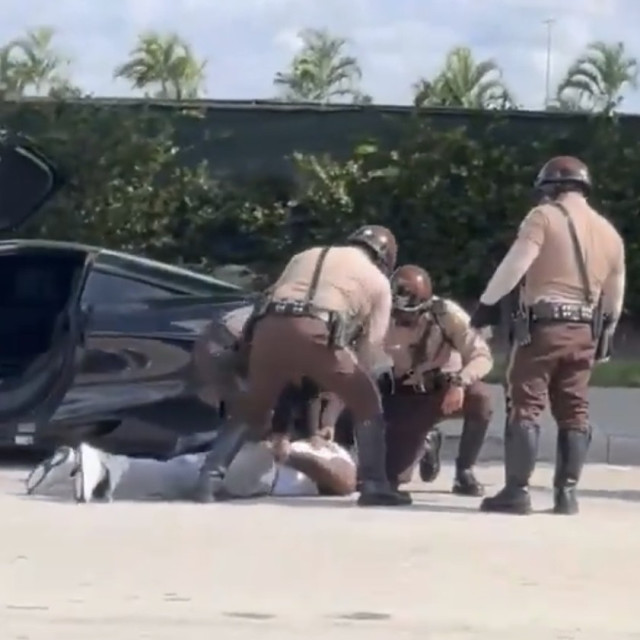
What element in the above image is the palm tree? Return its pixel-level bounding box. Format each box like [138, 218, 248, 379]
[0, 26, 70, 96]
[414, 46, 515, 109]
[545, 91, 590, 112]
[114, 31, 206, 99]
[0, 46, 20, 97]
[273, 28, 364, 103]
[557, 41, 638, 113]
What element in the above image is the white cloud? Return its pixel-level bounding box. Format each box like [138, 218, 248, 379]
[273, 28, 305, 54]
[0, 0, 638, 110]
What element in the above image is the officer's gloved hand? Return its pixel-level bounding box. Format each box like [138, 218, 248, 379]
[470, 302, 501, 329]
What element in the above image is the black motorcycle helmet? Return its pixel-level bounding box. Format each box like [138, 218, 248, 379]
[534, 155, 592, 196]
[347, 225, 398, 273]
[390, 264, 433, 312]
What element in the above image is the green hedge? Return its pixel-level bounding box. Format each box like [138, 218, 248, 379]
[267, 113, 640, 317]
[3, 101, 638, 318]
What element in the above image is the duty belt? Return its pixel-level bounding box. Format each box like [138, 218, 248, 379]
[530, 301, 594, 324]
[395, 369, 449, 395]
[265, 299, 333, 324]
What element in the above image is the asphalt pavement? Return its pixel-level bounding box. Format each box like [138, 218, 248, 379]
[1, 460, 639, 639]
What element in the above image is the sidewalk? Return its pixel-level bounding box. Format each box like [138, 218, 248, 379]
[1, 461, 638, 639]
[439, 384, 640, 465]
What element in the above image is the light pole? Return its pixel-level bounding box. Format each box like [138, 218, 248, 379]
[543, 18, 556, 107]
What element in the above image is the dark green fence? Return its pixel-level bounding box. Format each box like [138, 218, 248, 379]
[4, 98, 640, 181]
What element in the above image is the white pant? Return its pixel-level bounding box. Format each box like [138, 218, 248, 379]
[110, 440, 354, 501]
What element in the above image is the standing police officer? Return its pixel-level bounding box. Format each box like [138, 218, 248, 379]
[195, 225, 411, 507]
[471, 156, 626, 515]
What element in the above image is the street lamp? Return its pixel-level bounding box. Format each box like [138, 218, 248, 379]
[543, 18, 556, 108]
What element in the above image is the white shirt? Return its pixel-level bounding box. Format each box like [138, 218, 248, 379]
[223, 440, 355, 498]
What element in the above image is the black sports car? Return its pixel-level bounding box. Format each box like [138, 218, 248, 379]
[0, 137, 254, 456]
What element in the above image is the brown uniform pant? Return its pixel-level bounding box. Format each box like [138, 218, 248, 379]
[507, 323, 595, 432]
[384, 381, 493, 483]
[238, 315, 382, 433]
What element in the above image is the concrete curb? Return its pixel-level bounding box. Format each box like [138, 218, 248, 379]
[438, 384, 640, 466]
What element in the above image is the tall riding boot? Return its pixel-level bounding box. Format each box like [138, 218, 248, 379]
[453, 419, 489, 497]
[193, 422, 250, 503]
[553, 428, 591, 515]
[355, 415, 412, 507]
[418, 428, 443, 483]
[480, 421, 539, 515]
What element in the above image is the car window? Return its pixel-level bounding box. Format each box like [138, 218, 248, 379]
[81, 270, 180, 305]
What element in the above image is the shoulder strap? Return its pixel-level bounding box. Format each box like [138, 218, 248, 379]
[304, 246, 332, 305]
[409, 301, 454, 371]
[549, 201, 594, 305]
[409, 315, 432, 371]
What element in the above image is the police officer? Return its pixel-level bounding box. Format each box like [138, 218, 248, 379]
[195, 225, 411, 507]
[384, 265, 494, 495]
[471, 156, 626, 515]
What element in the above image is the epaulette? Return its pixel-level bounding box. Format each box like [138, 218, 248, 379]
[429, 297, 447, 317]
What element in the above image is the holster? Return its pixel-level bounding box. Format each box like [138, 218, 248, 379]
[590, 296, 605, 337]
[327, 312, 361, 348]
[238, 297, 270, 347]
[511, 307, 532, 346]
[594, 308, 613, 361]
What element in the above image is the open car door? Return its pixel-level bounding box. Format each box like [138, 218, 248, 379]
[0, 135, 93, 443]
[0, 133, 64, 233]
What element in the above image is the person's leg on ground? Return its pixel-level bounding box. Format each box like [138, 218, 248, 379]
[26, 445, 77, 495]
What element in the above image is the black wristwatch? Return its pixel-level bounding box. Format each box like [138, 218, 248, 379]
[446, 373, 465, 388]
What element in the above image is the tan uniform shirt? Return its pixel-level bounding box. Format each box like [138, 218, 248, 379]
[385, 297, 494, 386]
[480, 193, 625, 321]
[271, 246, 392, 349]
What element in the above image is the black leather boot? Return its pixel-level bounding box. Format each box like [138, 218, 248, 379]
[418, 428, 443, 482]
[553, 428, 591, 515]
[452, 419, 489, 496]
[356, 415, 412, 507]
[193, 422, 249, 503]
[480, 421, 539, 515]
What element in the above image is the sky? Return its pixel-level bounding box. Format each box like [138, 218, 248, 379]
[2, 0, 639, 112]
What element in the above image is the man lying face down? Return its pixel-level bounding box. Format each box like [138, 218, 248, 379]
[24, 424, 356, 503]
[25, 304, 357, 503]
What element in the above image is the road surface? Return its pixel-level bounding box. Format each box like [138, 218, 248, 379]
[1, 461, 639, 639]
